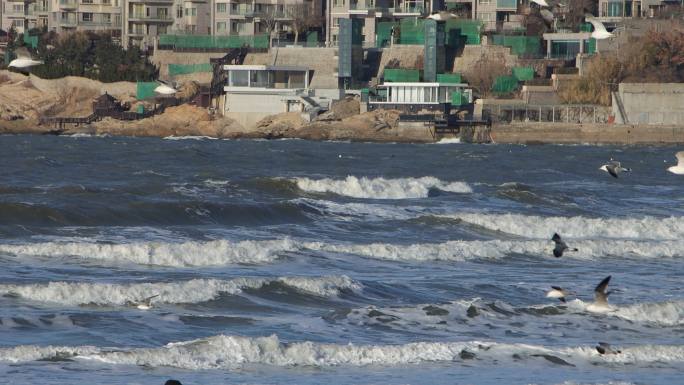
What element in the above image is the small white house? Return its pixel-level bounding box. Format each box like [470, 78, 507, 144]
[369, 82, 473, 112]
[221, 65, 313, 127]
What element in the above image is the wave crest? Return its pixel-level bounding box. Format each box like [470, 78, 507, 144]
[0, 276, 359, 306]
[294, 176, 472, 199]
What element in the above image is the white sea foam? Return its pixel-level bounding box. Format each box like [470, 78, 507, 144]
[0, 238, 299, 267]
[306, 239, 684, 261]
[163, 136, 218, 140]
[0, 275, 360, 306]
[3, 335, 684, 369]
[294, 198, 419, 221]
[568, 299, 684, 326]
[294, 176, 473, 199]
[434, 137, 461, 144]
[442, 213, 684, 240]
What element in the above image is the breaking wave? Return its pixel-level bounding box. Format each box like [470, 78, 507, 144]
[307, 239, 684, 261]
[0, 238, 301, 267]
[294, 176, 473, 199]
[441, 213, 684, 240]
[0, 276, 360, 306]
[568, 299, 684, 327]
[2, 335, 683, 369]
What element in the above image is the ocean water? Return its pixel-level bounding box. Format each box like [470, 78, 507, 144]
[0, 135, 683, 385]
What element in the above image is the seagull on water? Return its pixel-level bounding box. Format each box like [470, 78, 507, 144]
[600, 159, 631, 178]
[667, 151, 684, 175]
[595, 342, 621, 355]
[130, 294, 159, 310]
[546, 286, 574, 303]
[552, 233, 577, 258]
[427, 11, 458, 21]
[586, 276, 616, 313]
[585, 16, 614, 40]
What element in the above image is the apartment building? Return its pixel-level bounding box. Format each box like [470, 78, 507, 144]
[326, 0, 443, 46]
[1, 0, 49, 33]
[444, 0, 522, 32]
[49, 0, 122, 35]
[213, 0, 320, 42]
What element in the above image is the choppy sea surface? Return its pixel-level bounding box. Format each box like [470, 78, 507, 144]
[0, 135, 683, 385]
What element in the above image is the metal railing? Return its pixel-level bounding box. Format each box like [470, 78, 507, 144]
[483, 104, 611, 124]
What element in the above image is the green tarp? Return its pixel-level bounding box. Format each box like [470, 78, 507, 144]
[437, 73, 462, 83]
[491, 35, 541, 56]
[136, 81, 158, 100]
[23, 34, 38, 49]
[451, 90, 468, 106]
[376, 19, 481, 47]
[159, 34, 269, 49]
[168, 63, 212, 76]
[512, 66, 534, 81]
[384, 68, 420, 82]
[445, 19, 482, 45]
[586, 38, 597, 54]
[492, 75, 519, 94]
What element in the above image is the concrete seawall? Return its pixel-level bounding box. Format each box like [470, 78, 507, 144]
[492, 123, 684, 145]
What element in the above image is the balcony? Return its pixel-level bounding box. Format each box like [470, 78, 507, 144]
[80, 16, 114, 26]
[60, 17, 78, 27]
[496, 0, 517, 10]
[128, 13, 173, 22]
[59, 0, 78, 9]
[390, 4, 425, 16]
[349, 1, 376, 14]
[230, 5, 254, 17]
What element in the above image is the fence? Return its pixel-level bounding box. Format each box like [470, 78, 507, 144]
[483, 104, 611, 124]
[158, 34, 269, 51]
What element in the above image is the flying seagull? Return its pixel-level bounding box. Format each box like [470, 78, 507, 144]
[530, 0, 549, 6]
[131, 294, 159, 310]
[600, 159, 631, 178]
[595, 342, 621, 355]
[586, 17, 614, 40]
[587, 276, 615, 313]
[427, 11, 457, 21]
[546, 286, 573, 303]
[8, 57, 44, 69]
[667, 151, 684, 175]
[552, 233, 577, 258]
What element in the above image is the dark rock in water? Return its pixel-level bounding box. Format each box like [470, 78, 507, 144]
[423, 305, 449, 316]
[367, 309, 387, 318]
[165, 380, 183, 385]
[459, 350, 477, 360]
[37, 351, 76, 362]
[530, 354, 575, 367]
[466, 305, 479, 318]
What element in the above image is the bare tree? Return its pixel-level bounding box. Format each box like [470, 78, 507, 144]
[258, 4, 279, 47]
[285, 2, 322, 45]
[464, 53, 508, 98]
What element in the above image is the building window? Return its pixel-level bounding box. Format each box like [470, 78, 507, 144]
[216, 3, 226, 13]
[102, 13, 111, 23]
[478, 0, 491, 4]
[82, 12, 93, 22]
[102, 0, 110, 4]
[332, 18, 340, 27]
[477, 12, 493, 21]
[184, 7, 196, 16]
[231, 21, 245, 33]
[157, 8, 168, 19]
[81, 0, 93, 4]
[217, 22, 226, 32]
[333, 0, 345, 6]
[13, 4, 23, 12]
[159, 25, 167, 34]
[176, 5, 182, 18]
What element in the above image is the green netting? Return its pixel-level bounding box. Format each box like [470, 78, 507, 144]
[451, 90, 468, 106]
[492, 75, 519, 94]
[445, 19, 482, 45]
[136, 81, 158, 100]
[491, 35, 541, 56]
[384, 68, 420, 82]
[168, 63, 212, 76]
[586, 38, 597, 54]
[159, 34, 269, 49]
[580, 23, 592, 32]
[23, 34, 38, 49]
[398, 18, 424, 45]
[512, 66, 534, 81]
[306, 31, 319, 47]
[376, 21, 398, 47]
[437, 73, 462, 83]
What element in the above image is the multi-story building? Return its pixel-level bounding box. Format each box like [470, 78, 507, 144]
[212, 0, 320, 44]
[1, 0, 49, 33]
[443, 0, 523, 32]
[326, 0, 443, 46]
[49, 0, 122, 35]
